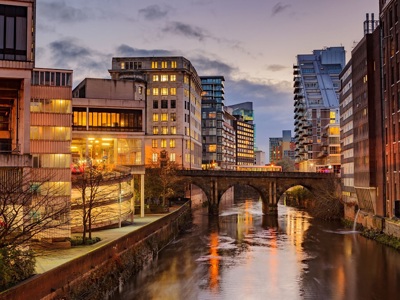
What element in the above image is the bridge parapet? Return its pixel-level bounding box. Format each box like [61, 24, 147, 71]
[178, 170, 336, 179]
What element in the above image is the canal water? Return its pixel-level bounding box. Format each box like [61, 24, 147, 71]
[111, 199, 400, 300]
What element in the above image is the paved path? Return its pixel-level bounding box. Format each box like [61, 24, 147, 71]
[34, 214, 166, 274]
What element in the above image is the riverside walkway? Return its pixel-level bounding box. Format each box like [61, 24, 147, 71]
[35, 213, 173, 274]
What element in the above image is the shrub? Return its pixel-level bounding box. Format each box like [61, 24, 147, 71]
[0, 246, 36, 291]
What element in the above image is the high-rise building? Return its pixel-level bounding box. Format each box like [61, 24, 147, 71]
[293, 47, 345, 173]
[227, 102, 255, 165]
[200, 76, 235, 170]
[109, 57, 203, 170]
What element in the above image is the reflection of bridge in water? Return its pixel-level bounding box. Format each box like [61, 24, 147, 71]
[178, 170, 339, 215]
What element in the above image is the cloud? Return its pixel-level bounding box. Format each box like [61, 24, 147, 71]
[191, 56, 236, 76]
[115, 44, 177, 57]
[163, 22, 208, 41]
[139, 4, 170, 20]
[266, 64, 288, 72]
[271, 3, 291, 16]
[40, 1, 88, 23]
[47, 37, 110, 84]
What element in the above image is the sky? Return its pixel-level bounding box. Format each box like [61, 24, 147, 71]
[35, 0, 379, 161]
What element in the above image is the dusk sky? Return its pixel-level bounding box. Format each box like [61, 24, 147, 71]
[35, 0, 379, 160]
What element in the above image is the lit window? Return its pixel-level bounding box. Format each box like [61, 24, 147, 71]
[152, 113, 159, 121]
[138, 86, 143, 94]
[170, 75, 176, 81]
[161, 88, 168, 95]
[161, 75, 168, 82]
[152, 139, 158, 148]
[153, 88, 159, 96]
[184, 75, 189, 84]
[208, 144, 217, 152]
[153, 126, 159, 134]
[152, 61, 158, 68]
[121, 62, 125, 69]
[170, 152, 176, 161]
[170, 113, 176, 122]
[170, 126, 177, 134]
[152, 153, 158, 162]
[170, 139, 176, 148]
[161, 139, 167, 148]
[170, 88, 176, 95]
[161, 113, 168, 121]
[171, 61, 177, 68]
[161, 126, 168, 135]
[161, 61, 168, 68]
[153, 75, 159, 81]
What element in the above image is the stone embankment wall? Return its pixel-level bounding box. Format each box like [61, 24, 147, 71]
[0, 203, 192, 300]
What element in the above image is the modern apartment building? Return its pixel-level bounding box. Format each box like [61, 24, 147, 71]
[201, 76, 235, 170]
[293, 47, 345, 172]
[109, 57, 203, 170]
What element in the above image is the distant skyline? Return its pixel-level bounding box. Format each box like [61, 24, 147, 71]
[35, 0, 379, 159]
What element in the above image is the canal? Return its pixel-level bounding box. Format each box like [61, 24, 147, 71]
[111, 199, 400, 300]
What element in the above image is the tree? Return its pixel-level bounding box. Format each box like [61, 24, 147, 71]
[0, 167, 69, 290]
[145, 152, 180, 207]
[71, 167, 120, 243]
[276, 157, 296, 172]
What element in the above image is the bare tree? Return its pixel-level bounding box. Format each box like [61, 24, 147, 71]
[72, 167, 127, 243]
[0, 168, 70, 249]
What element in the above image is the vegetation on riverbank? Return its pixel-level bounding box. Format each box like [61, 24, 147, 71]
[361, 229, 400, 251]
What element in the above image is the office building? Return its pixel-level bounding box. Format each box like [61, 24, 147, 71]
[109, 57, 203, 170]
[293, 47, 345, 172]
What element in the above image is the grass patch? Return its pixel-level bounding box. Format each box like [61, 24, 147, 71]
[361, 229, 400, 251]
[69, 236, 101, 246]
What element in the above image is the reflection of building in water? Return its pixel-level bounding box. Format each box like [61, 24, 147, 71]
[209, 232, 220, 292]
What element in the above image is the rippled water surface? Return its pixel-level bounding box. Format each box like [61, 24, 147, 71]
[111, 199, 400, 300]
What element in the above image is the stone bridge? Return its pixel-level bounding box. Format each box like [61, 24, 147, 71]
[177, 170, 339, 215]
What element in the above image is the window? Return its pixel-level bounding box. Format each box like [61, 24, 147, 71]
[161, 139, 167, 148]
[171, 61, 177, 68]
[170, 152, 176, 161]
[161, 61, 168, 68]
[170, 88, 177, 95]
[161, 100, 168, 109]
[161, 88, 168, 95]
[152, 113, 159, 121]
[153, 88, 159, 96]
[153, 100, 158, 109]
[170, 113, 176, 121]
[0, 4, 28, 61]
[171, 100, 176, 109]
[153, 126, 159, 134]
[161, 75, 168, 82]
[152, 139, 158, 148]
[170, 74, 176, 81]
[152, 153, 158, 162]
[170, 139, 176, 148]
[153, 75, 159, 81]
[138, 86, 143, 94]
[152, 61, 158, 68]
[161, 126, 168, 134]
[170, 126, 177, 134]
[121, 62, 125, 69]
[161, 113, 168, 121]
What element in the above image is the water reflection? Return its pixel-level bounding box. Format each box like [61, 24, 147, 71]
[111, 198, 400, 300]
